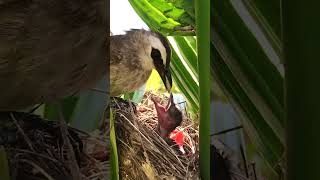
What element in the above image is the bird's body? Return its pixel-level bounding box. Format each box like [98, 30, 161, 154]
[110, 29, 172, 96]
[0, 4, 170, 110]
[152, 93, 183, 138]
[0, 0, 108, 110]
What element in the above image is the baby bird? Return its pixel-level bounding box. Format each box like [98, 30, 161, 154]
[110, 29, 172, 96]
[0, 0, 108, 111]
[151, 93, 183, 138]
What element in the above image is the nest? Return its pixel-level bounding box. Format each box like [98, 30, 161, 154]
[0, 111, 108, 180]
[112, 91, 200, 180]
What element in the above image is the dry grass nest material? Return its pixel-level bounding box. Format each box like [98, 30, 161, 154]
[0, 111, 109, 180]
[112, 91, 200, 180]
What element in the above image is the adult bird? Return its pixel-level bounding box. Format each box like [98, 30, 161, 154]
[110, 29, 172, 96]
[0, 0, 108, 111]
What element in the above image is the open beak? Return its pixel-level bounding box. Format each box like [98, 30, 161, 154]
[165, 93, 174, 109]
[151, 96, 166, 115]
[151, 93, 182, 138]
[158, 68, 172, 93]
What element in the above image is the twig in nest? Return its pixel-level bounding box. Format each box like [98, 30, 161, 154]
[56, 103, 80, 180]
[10, 113, 35, 152]
[14, 149, 62, 165]
[19, 159, 55, 180]
[114, 93, 200, 179]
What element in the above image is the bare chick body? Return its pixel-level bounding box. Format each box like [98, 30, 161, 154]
[0, 0, 108, 110]
[110, 29, 172, 96]
[152, 93, 183, 138]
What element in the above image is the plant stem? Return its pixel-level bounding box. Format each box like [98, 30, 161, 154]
[195, 0, 210, 179]
[283, 1, 320, 179]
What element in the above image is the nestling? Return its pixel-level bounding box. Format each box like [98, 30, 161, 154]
[151, 93, 183, 138]
[110, 29, 172, 96]
[0, 0, 108, 110]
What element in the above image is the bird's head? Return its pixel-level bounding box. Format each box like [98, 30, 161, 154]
[151, 93, 183, 138]
[147, 31, 172, 93]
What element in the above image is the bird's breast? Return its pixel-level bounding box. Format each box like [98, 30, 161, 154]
[110, 64, 152, 96]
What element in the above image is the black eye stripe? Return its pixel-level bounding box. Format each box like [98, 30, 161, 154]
[151, 48, 163, 64]
[151, 48, 161, 58]
[154, 32, 171, 65]
[151, 47, 166, 72]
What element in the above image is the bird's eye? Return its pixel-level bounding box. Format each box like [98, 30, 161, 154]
[151, 48, 162, 60]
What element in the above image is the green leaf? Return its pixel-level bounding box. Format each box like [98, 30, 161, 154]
[0, 146, 10, 180]
[211, 0, 284, 175]
[243, 0, 281, 40]
[70, 78, 108, 132]
[169, 42, 199, 114]
[110, 110, 119, 180]
[172, 36, 198, 78]
[43, 96, 78, 122]
[211, 47, 283, 175]
[129, 0, 285, 177]
[241, 0, 282, 61]
[166, 0, 195, 19]
[123, 85, 146, 104]
[128, 0, 195, 35]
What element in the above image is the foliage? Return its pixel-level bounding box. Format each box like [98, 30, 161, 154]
[130, 0, 286, 178]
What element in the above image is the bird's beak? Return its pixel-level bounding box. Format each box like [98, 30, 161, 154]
[151, 97, 166, 114]
[165, 93, 174, 109]
[158, 68, 172, 93]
